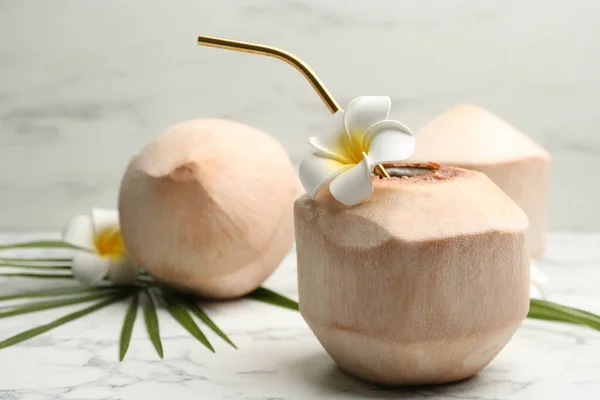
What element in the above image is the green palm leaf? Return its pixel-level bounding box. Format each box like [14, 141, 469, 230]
[0, 240, 81, 251]
[543, 300, 600, 323]
[142, 290, 163, 359]
[0, 257, 72, 263]
[119, 293, 139, 361]
[185, 301, 237, 349]
[136, 275, 155, 283]
[0, 263, 71, 270]
[245, 287, 299, 311]
[528, 299, 600, 332]
[0, 290, 126, 318]
[0, 286, 118, 302]
[0, 294, 129, 349]
[164, 294, 214, 352]
[0, 272, 74, 279]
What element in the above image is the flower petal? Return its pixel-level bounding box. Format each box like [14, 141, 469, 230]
[72, 251, 110, 286]
[61, 215, 94, 250]
[364, 120, 415, 164]
[107, 258, 139, 285]
[299, 154, 349, 198]
[530, 260, 549, 299]
[530, 285, 543, 299]
[329, 153, 374, 206]
[309, 110, 354, 164]
[344, 96, 391, 152]
[92, 208, 120, 236]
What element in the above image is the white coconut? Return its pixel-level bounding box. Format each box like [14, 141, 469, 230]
[118, 119, 302, 299]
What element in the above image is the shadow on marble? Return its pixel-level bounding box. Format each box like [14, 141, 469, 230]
[291, 351, 483, 399]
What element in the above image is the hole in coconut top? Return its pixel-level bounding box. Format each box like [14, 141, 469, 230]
[382, 164, 438, 178]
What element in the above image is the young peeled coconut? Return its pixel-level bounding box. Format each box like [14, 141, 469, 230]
[118, 119, 302, 299]
[295, 163, 530, 385]
[410, 105, 550, 259]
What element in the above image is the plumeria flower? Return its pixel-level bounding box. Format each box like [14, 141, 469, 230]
[299, 96, 415, 206]
[530, 260, 550, 299]
[61, 208, 139, 286]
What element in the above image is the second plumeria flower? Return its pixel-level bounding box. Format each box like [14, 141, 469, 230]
[61, 208, 139, 286]
[530, 260, 550, 299]
[299, 96, 415, 206]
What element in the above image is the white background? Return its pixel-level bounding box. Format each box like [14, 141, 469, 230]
[1, 0, 598, 230]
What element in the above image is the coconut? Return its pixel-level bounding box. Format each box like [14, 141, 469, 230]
[410, 105, 550, 259]
[295, 163, 530, 385]
[118, 119, 302, 299]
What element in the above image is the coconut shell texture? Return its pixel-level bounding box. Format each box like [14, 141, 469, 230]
[410, 105, 550, 259]
[118, 119, 302, 299]
[295, 164, 530, 385]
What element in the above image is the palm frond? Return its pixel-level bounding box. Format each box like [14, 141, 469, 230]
[0, 272, 74, 279]
[142, 289, 163, 358]
[119, 293, 139, 361]
[0, 290, 128, 319]
[0, 257, 72, 263]
[164, 293, 214, 352]
[528, 299, 600, 332]
[0, 263, 71, 270]
[185, 300, 237, 349]
[0, 294, 129, 349]
[0, 240, 80, 251]
[245, 287, 299, 311]
[0, 286, 118, 302]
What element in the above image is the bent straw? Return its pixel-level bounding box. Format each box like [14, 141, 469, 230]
[196, 35, 390, 178]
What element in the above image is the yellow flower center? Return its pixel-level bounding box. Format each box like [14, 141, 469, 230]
[348, 134, 366, 163]
[94, 227, 126, 259]
[331, 131, 367, 165]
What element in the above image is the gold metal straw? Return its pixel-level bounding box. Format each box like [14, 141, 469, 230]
[196, 34, 390, 178]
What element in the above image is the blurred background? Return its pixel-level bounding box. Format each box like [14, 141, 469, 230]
[0, 0, 598, 231]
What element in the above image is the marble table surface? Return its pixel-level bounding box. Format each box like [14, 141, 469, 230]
[0, 232, 599, 400]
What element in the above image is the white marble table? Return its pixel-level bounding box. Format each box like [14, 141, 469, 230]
[1, 232, 599, 399]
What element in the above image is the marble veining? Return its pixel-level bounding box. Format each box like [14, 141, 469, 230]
[0, 232, 599, 399]
[1, 0, 600, 230]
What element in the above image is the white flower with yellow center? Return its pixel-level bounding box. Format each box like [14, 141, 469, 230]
[61, 208, 139, 286]
[299, 96, 415, 206]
